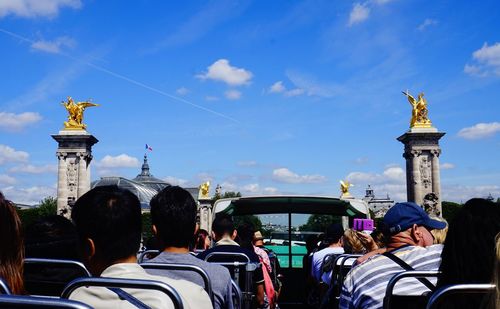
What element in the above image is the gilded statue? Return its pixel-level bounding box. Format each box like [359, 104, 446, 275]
[199, 181, 210, 199]
[402, 90, 432, 128]
[340, 180, 352, 198]
[61, 96, 99, 130]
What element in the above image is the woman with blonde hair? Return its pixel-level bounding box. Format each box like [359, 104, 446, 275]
[0, 192, 25, 294]
[430, 216, 448, 244]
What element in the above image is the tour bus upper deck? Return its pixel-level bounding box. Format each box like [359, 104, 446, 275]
[212, 195, 370, 307]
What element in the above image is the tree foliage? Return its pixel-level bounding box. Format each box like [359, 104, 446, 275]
[16, 196, 57, 227]
[299, 214, 341, 232]
[442, 201, 462, 223]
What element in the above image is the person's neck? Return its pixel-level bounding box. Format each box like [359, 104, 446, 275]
[329, 241, 342, 248]
[163, 246, 189, 254]
[114, 255, 138, 264]
[387, 233, 418, 251]
[92, 255, 137, 276]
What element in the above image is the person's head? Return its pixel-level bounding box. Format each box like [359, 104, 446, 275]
[438, 198, 500, 287]
[72, 186, 141, 275]
[429, 216, 448, 244]
[370, 229, 387, 249]
[343, 229, 365, 254]
[0, 192, 24, 294]
[211, 213, 236, 241]
[383, 202, 446, 247]
[305, 234, 319, 253]
[150, 186, 197, 249]
[25, 215, 78, 260]
[194, 229, 210, 250]
[237, 222, 255, 250]
[253, 231, 264, 247]
[324, 223, 344, 246]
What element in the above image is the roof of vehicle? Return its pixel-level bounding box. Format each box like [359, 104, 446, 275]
[213, 195, 369, 217]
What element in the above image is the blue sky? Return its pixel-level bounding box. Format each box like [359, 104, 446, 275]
[0, 0, 499, 204]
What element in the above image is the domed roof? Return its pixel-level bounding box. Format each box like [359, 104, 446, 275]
[132, 154, 170, 191]
[91, 176, 158, 210]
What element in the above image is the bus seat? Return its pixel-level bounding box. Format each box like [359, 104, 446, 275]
[0, 278, 11, 295]
[61, 277, 184, 309]
[426, 283, 495, 309]
[137, 250, 160, 263]
[140, 262, 214, 305]
[0, 294, 92, 308]
[23, 258, 91, 296]
[383, 270, 440, 309]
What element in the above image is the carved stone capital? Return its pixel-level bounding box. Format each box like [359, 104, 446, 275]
[430, 149, 441, 157]
[56, 152, 68, 160]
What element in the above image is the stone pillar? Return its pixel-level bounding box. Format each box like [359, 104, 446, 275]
[198, 198, 213, 234]
[398, 128, 445, 216]
[52, 130, 98, 218]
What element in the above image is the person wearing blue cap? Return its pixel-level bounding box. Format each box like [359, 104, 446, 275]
[339, 202, 446, 309]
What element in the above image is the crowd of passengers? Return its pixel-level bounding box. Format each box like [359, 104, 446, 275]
[0, 185, 499, 309]
[0, 186, 281, 309]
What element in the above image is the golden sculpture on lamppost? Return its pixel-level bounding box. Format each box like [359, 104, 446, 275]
[199, 181, 210, 199]
[340, 180, 353, 198]
[402, 90, 432, 128]
[61, 96, 99, 130]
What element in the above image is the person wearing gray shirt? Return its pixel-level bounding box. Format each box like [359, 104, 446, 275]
[146, 186, 233, 309]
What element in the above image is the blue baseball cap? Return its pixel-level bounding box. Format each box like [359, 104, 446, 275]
[383, 202, 446, 234]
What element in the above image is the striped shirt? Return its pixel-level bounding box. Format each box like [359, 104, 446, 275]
[339, 244, 443, 309]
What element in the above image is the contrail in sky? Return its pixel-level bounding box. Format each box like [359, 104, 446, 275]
[0, 28, 240, 124]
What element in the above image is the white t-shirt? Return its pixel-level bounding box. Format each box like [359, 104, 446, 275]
[311, 246, 344, 284]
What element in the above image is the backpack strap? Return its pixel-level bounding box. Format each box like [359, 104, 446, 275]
[108, 287, 151, 309]
[382, 251, 436, 291]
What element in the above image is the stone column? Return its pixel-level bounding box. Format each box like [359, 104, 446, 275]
[398, 128, 445, 216]
[52, 130, 98, 218]
[198, 198, 213, 234]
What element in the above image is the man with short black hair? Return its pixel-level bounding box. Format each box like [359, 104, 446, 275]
[70, 185, 211, 309]
[147, 186, 233, 309]
[197, 213, 266, 307]
[339, 202, 446, 309]
[311, 223, 345, 285]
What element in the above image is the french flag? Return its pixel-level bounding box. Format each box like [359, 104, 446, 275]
[145, 144, 153, 151]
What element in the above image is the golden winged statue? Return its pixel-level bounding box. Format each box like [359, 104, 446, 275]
[402, 90, 432, 128]
[199, 181, 210, 199]
[340, 180, 352, 198]
[61, 96, 99, 130]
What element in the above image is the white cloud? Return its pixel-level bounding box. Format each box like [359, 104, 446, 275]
[224, 89, 242, 100]
[163, 176, 189, 186]
[95, 154, 140, 168]
[286, 71, 342, 98]
[197, 173, 214, 183]
[442, 184, 500, 203]
[8, 163, 57, 174]
[31, 36, 76, 54]
[284, 88, 305, 97]
[0, 0, 82, 18]
[465, 42, 500, 77]
[0, 174, 17, 185]
[269, 81, 285, 93]
[268, 80, 305, 97]
[347, 166, 405, 185]
[354, 157, 369, 165]
[0, 112, 41, 131]
[440, 163, 455, 170]
[272, 168, 327, 184]
[458, 122, 500, 139]
[176, 87, 189, 95]
[0, 145, 29, 164]
[417, 18, 438, 31]
[348, 3, 370, 26]
[196, 59, 253, 86]
[1, 185, 56, 205]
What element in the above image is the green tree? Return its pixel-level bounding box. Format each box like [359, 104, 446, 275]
[141, 212, 152, 240]
[16, 196, 57, 227]
[299, 214, 341, 232]
[442, 201, 462, 223]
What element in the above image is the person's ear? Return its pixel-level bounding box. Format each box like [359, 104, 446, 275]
[193, 224, 198, 236]
[84, 238, 96, 259]
[410, 224, 423, 242]
[231, 229, 238, 240]
[152, 224, 158, 237]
